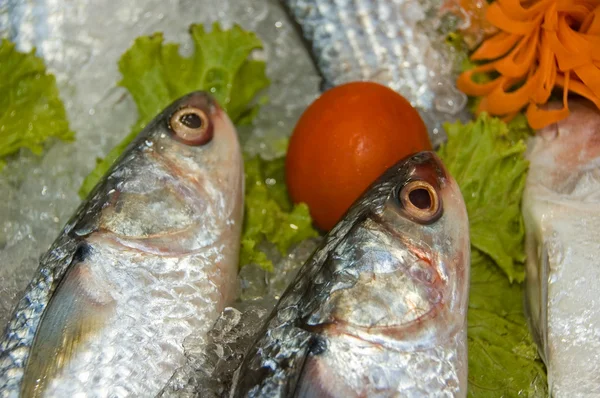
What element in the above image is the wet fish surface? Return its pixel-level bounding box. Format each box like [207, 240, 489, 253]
[0, 92, 244, 397]
[523, 100, 600, 397]
[230, 152, 470, 397]
[280, 0, 469, 144]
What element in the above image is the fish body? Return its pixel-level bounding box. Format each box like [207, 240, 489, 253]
[523, 100, 600, 397]
[230, 152, 470, 397]
[280, 0, 468, 143]
[0, 92, 244, 397]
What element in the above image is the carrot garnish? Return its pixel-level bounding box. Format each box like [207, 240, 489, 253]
[456, 0, 600, 129]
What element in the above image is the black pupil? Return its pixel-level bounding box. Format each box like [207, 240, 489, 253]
[409, 188, 432, 210]
[180, 113, 203, 129]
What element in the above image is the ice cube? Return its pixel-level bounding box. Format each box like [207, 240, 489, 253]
[238, 263, 268, 301]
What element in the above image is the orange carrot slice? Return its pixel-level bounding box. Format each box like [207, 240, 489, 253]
[456, 0, 600, 130]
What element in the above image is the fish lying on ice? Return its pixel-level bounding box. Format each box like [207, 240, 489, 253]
[523, 100, 600, 397]
[230, 152, 470, 397]
[280, 0, 469, 143]
[0, 92, 244, 397]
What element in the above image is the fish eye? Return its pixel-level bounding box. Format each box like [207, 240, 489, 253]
[169, 106, 213, 145]
[399, 180, 441, 223]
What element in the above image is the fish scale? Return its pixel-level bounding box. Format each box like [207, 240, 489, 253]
[281, 0, 468, 144]
[40, 243, 221, 396]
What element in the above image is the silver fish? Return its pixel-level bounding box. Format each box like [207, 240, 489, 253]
[0, 92, 244, 397]
[523, 100, 600, 397]
[280, 0, 469, 143]
[230, 152, 470, 397]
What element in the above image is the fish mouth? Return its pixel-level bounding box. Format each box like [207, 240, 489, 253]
[409, 151, 452, 189]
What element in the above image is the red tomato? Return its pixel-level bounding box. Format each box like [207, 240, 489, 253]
[286, 81, 431, 231]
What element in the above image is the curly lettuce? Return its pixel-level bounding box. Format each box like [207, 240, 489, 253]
[241, 155, 318, 271]
[438, 114, 547, 396]
[438, 114, 529, 282]
[0, 39, 74, 170]
[467, 251, 547, 397]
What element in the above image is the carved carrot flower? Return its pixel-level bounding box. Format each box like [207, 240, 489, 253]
[457, 0, 600, 129]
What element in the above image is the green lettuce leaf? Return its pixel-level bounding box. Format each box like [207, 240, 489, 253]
[438, 114, 546, 396]
[438, 114, 529, 282]
[468, 250, 547, 397]
[0, 39, 74, 170]
[78, 23, 269, 198]
[241, 155, 318, 271]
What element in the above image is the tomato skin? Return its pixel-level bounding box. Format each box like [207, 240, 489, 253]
[286, 81, 431, 231]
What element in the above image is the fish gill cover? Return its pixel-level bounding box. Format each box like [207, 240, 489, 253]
[77, 23, 318, 271]
[0, 39, 74, 170]
[438, 114, 547, 396]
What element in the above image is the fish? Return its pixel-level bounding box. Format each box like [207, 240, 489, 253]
[279, 0, 469, 144]
[0, 91, 244, 397]
[523, 100, 600, 397]
[229, 151, 470, 397]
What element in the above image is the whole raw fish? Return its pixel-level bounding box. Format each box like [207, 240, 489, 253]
[230, 152, 470, 397]
[0, 92, 244, 397]
[523, 100, 600, 397]
[280, 0, 469, 143]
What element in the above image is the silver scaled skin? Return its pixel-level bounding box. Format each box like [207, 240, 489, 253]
[230, 152, 470, 398]
[280, 0, 469, 143]
[0, 92, 244, 397]
[523, 100, 600, 397]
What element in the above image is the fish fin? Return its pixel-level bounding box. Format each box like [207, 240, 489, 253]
[21, 246, 115, 398]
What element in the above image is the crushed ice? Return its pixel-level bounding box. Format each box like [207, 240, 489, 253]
[2, 0, 464, 395]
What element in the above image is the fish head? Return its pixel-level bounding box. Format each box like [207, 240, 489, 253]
[378, 151, 470, 329]
[152, 91, 244, 245]
[94, 91, 244, 253]
[148, 91, 244, 200]
[230, 152, 470, 397]
[321, 151, 470, 348]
